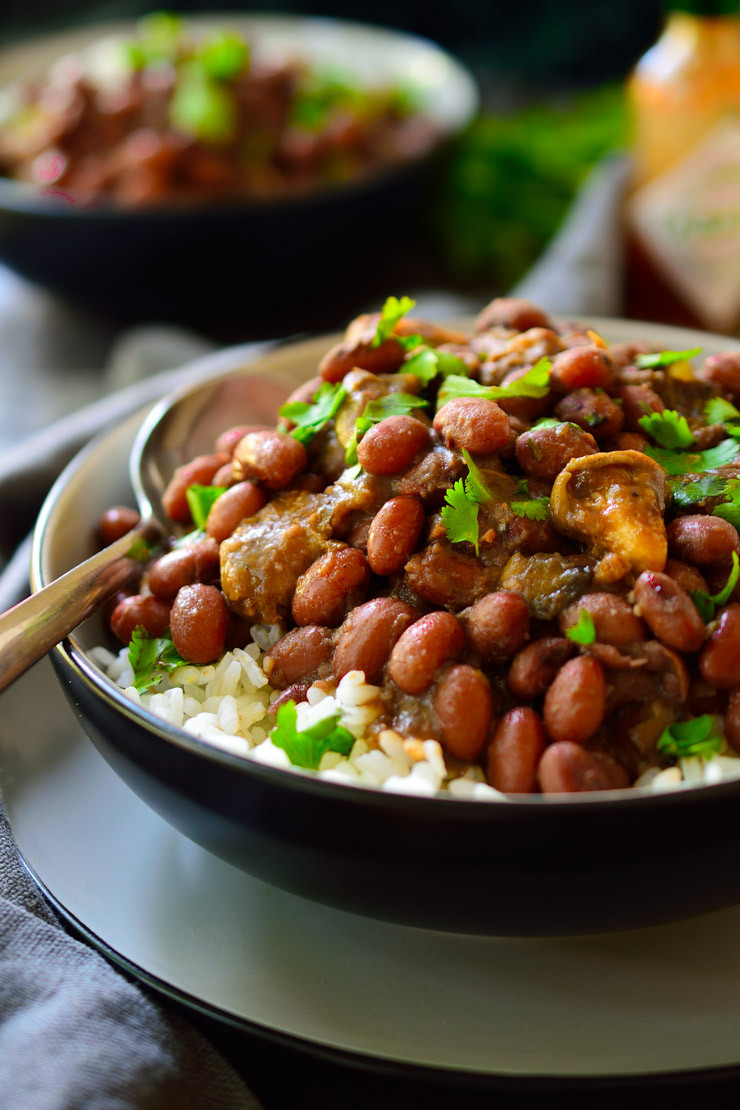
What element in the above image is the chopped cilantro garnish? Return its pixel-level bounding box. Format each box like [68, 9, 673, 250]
[279, 382, 348, 445]
[436, 357, 550, 410]
[532, 417, 561, 429]
[638, 409, 694, 449]
[124, 11, 182, 69]
[669, 474, 728, 508]
[403, 346, 470, 385]
[704, 396, 740, 440]
[185, 484, 227, 530]
[270, 700, 354, 770]
[565, 608, 596, 645]
[510, 497, 549, 520]
[170, 65, 237, 144]
[125, 536, 155, 562]
[441, 478, 481, 555]
[645, 438, 739, 476]
[692, 550, 740, 622]
[372, 296, 416, 347]
[128, 627, 187, 694]
[657, 715, 722, 760]
[635, 347, 702, 369]
[344, 392, 428, 465]
[199, 31, 250, 81]
[713, 478, 740, 530]
[461, 449, 491, 503]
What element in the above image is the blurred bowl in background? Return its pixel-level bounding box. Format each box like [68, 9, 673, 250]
[0, 14, 478, 332]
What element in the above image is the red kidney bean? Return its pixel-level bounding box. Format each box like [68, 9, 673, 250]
[162, 452, 232, 524]
[433, 398, 511, 455]
[215, 424, 273, 456]
[553, 388, 625, 443]
[433, 664, 493, 761]
[700, 352, 740, 402]
[507, 637, 575, 700]
[356, 416, 429, 476]
[170, 584, 228, 665]
[537, 742, 630, 793]
[495, 365, 552, 420]
[388, 611, 465, 694]
[99, 505, 140, 546]
[665, 557, 709, 596]
[700, 604, 740, 688]
[319, 337, 405, 383]
[515, 423, 598, 482]
[475, 297, 551, 333]
[558, 592, 646, 646]
[486, 708, 546, 793]
[725, 689, 740, 752]
[147, 538, 220, 600]
[461, 591, 530, 663]
[334, 599, 418, 682]
[667, 515, 740, 566]
[292, 546, 371, 627]
[617, 384, 664, 431]
[110, 594, 171, 644]
[367, 496, 425, 575]
[264, 626, 334, 689]
[634, 571, 705, 652]
[550, 347, 614, 392]
[205, 482, 266, 542]
[267, 684, 311, 714]
[543, 655, 606, 744]
[233, 430, 306, 490]
[212, 463, 235, 487]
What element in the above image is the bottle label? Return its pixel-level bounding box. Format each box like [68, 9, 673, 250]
[628, 116, 740, 333]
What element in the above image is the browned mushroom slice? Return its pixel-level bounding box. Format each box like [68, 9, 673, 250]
[550, 450, 667, 578]
[498, 552, 594, 620]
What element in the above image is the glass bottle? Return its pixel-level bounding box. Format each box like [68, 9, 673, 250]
[624, 0, 740, 334]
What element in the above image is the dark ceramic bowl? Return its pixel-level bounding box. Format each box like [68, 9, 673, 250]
[31, 320, 740, 937]
[0, 15, 477, 331]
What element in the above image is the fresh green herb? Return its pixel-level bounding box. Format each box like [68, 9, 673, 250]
[692, 551, 740, 622]
[344, 392, 429, 465]
[169, 65, 237, 144]
[644, 438, 739, 476]
[638, 409, 694, 449]
[372, 296, 416, 347]
[125, 536, 155, 562]
[290, 67, 365, 131]
[713, 478, 740, 530]
[128, 627, 188, 694]
[436, 357, 550, 410]
[185, 484, 227, 530]
[635, 347, 702, 369]
[657, 715, 723, 760]
[279, 382, 348, 445]
[704, 396, 740, 440]
[441, 478, 481, 555]
[270, 700, 354, 770]
[565, 608, 596, 645]
[343, 463, 363, 481]
[510, 497, 549, 520]
[403, 346, 470, 385]
[124, 11, 183, 69]
[669, 474, 728, 509]
[461, 449, 491, 503]
[532, 417, 562, 429]
[199, 31, 250, 81]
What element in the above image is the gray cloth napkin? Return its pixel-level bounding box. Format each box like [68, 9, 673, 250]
[0, 153, 629, 1108]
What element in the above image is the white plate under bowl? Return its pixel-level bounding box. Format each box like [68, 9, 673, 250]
[10, 316, 740, 1079]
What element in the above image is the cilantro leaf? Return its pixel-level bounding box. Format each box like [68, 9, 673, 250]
[126, 536, 156, 562]
[279, 382, 348, 445]
[185, 484, 227, 530]
[713, 479, 740, 530]
[372, 295, 416, 347]
[635, 347, 702, 369]
[437, 357, 550, 409]
[170, 65, 237, 144]
[691, 548, 739, 624]
[638, 409, 694, 449]
[657, 715, 722, 760]
[510, 497, 549, 520]
[441, 479, 480, 555]
[270, 700, 354, 770]
[645, 438, 739, 476]
[532, 417, 561, 429]
[344, 392, 428, 464]
[403, 346, 470, 385]
[669, 474, 728, 508]
[705, 396, 740, 425]
[461, 448, 491, 503]
[565, 608, 596, 645]
[128, 627, 188, 694]
[199, 31, 250, 81]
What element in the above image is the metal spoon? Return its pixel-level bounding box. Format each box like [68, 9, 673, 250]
[0, 361, 297, 693]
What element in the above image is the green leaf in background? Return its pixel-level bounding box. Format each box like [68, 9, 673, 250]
[635, 348, 702, 369]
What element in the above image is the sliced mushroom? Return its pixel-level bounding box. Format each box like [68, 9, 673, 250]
[550, 449, 667, 578]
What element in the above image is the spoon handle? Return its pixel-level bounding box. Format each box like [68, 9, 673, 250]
[0, 525, 156, 692]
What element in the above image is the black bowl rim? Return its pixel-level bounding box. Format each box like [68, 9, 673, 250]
[30, 315, 740, 821]
[0, 10, 480, 219]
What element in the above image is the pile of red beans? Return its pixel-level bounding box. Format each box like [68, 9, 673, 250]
[100, 296, 740, 794]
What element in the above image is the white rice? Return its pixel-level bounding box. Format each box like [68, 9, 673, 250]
[89, 627, 740, 799]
